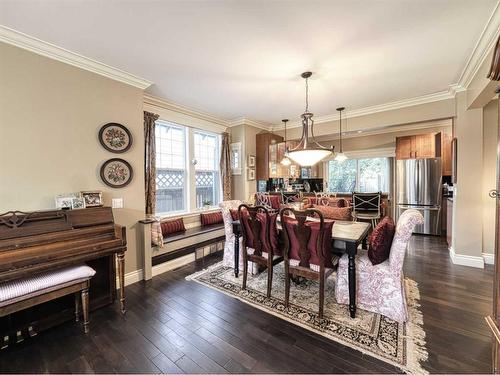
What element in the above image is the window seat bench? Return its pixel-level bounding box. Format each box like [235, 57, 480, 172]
[140, 218, 225, 280]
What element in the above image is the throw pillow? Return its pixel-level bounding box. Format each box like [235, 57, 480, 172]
[368, 216, 396, 265]
[200, 211, 223, 226]
[160, 218, 185, 236]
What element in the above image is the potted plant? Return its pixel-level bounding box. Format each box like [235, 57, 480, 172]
[203, 200, 212, 210]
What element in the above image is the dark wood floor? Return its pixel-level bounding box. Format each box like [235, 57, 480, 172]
[0, 235, 493, 374]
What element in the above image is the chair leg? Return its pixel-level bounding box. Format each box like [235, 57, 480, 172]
[81, 287, 90, 334]
[319, 272, 325, 319]
[74, 292, 80, 322]
[242, 259, 248, 290]
[266, 259, 273, 298]
[284, 262, 290, 308]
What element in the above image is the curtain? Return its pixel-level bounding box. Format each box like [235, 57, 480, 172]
[220, 132, 232, 200]
[144, 111, 159, 216]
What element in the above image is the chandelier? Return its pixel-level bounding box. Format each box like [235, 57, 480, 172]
[286, 72, 334, 166]
[280, 119, 292, 166]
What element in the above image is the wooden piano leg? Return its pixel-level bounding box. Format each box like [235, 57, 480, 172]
[117, 252, 126, 314]
[74, 292, 80, 322]
[81, 287, 89, 334]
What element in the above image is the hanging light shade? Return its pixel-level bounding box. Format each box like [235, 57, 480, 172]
[334, 106, 348, 162]
[280, 119, 292, 166]
[287, 72, 334, 167]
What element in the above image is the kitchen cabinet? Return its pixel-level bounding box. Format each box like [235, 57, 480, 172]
[396, 133, 435, 159]
[440, 132, 453, 176]
[395, 132, 452, 175]
[256, 133, 283, 180]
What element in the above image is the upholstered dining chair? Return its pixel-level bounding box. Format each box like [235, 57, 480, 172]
[335, 209, 424, 322]
[280, 207, 339, 318]
[238, 204, 283, 298]
[220, 200, 243, 269]
[351, 191, 382, 228]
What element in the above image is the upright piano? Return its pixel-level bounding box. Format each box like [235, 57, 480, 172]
[0, 207, 126, 338]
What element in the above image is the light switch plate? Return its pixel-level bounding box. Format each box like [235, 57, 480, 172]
[112, 198, 123, 208]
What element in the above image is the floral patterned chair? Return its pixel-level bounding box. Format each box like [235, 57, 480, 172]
[220, 200, 243, 269]
[335, 209, 424, 322]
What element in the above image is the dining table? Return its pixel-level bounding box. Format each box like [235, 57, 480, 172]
[232, 217, 371, 318]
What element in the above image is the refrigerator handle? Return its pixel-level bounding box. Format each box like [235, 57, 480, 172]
[416, 160, 419, 203]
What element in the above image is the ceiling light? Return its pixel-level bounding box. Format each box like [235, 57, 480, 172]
[280, 119, 292, 166]
[287, 72, 334, 167]
[334, 107, 348, 162]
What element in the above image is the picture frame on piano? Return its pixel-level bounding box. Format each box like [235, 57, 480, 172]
[71, 197, 86, 210]
[55, 193, 80, 209]
[81, 191, 103, 207]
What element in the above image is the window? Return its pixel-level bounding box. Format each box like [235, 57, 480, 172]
[155, 122, 187, 214]
[155, 120, 222, 215]
[328, 157, 390, 193]
[194, 131, 220, 208]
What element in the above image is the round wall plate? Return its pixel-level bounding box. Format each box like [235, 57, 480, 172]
[100, 158, 133, 188]
[98, 123, 132, 153]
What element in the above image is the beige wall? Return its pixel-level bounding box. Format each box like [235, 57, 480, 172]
[229, 124, 261, 201]
[0, 42, 145, 273]
[452, 91, 484, 259]
[483, 99, 498, 255]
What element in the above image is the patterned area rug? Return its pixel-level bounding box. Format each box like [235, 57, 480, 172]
[187, 262, 428, 375]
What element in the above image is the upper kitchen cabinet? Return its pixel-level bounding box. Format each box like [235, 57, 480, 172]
[396, 133, 435, 159]
[256, 133, 283, 180]
[395, 131, 453, 176]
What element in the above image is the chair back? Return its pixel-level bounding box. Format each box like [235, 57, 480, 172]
[280, 207, 334, 270]
[281, 192, 301, 205]
[388, 209, 424, 274]
[352, 192, 382, 213]
[238, 204, 276, 256]
[219, 200, 242, 240]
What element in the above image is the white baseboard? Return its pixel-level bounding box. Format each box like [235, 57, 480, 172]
[483, 252, 495, 265]
[117, 253, 196, 288]
[449, 246, 485, 268]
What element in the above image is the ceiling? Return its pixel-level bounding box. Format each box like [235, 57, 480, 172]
[0, 0, 497, 124]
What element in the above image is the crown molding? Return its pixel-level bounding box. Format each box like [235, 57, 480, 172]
[0, 25, 152, 89]
[315, 118, 452, 142]
[457, 1, 500, 89]
[144, 93, 229, 130]
[227, 117, 275, 131]
[274, 89, 457, 130]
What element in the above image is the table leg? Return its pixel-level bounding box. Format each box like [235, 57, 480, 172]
[234, 233, 240, 278]
[346, 242, 357, 318]
[117, 252, 126, 314]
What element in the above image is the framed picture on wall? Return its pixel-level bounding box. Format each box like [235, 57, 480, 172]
[230, 142, 242, 175]
[248, 155, 256, 168]
[247, 168, 256, 181]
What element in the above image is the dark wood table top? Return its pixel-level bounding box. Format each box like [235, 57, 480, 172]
[233, 218, 370, 244]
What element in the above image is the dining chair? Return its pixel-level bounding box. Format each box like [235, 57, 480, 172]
[335, 209, 424, 322]
[351, 191, 382, 228]
[281, 192, 301, 205]
[255, 192, 280, 213]
[238, 204, 283, 298]
[219, 200, 243, 269]
[280, 207, 339, 319]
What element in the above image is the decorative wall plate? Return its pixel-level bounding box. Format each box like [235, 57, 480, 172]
[100, 158, 133, 188]
[98, 123, 132, 153]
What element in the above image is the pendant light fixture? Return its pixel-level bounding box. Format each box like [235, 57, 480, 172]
[280, 119, 292, 166]
[334, 107, 348, 162]
[286, 72, 334, 166]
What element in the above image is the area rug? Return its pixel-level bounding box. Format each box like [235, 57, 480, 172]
[186, 262, 428, 375]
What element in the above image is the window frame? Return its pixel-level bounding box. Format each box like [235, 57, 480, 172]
[154, 120, 222, 217]
[326, 156, 391, 194]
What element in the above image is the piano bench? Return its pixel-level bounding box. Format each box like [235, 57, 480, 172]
[0, 265, 96, 342]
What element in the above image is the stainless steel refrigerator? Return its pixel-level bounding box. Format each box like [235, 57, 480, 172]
[396, 158, 442, 235]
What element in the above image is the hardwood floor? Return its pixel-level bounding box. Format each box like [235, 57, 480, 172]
[0, 235, 493, 373]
